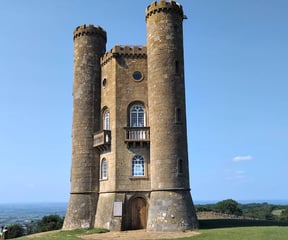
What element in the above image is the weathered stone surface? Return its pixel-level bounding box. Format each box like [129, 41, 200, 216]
[146, 0, 198, 231]
[63, 25, 106, 230]
[64, 1, 198, 232]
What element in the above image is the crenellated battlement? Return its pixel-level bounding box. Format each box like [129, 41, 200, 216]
[146, 0, 183, 21]
[101, 45, 147, 65]
[73, 24, 107, 41]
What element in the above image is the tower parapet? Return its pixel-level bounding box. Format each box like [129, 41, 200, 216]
[101, 45, 147, 65]
[73, 24, 107, 42]
[146, 0, 183, 21]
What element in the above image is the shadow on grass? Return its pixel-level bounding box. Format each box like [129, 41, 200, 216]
[199, 219, 288, 229]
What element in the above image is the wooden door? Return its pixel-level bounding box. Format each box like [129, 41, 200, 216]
[131, 197, 147, 229]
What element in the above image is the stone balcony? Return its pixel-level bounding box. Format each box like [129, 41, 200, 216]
[124, 127, 150, 148]
[93, 130, 111, 152]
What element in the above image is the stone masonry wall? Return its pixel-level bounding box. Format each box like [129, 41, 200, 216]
[63, 25, 106, 230]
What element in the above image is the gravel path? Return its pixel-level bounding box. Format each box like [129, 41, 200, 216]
[79, 229, 200, 240]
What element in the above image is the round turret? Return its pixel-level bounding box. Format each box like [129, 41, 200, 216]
[146, 0, 183, 21]
[147, 0, 187, 192]
[146, 0, 198, 231]
[73, 24, 107, 43]
[63, 24, 107, 230]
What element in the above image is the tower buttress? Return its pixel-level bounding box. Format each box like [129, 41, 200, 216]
[63, 24, 106, 230]
[146, 0, 198, 231]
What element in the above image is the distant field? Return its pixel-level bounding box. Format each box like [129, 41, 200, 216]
[272, 209, 284, 216]
[15, 226, 288, 240]
[0, 203, 66, 226]
[192, 227, 288, 240]
[199, 218, 288, 229]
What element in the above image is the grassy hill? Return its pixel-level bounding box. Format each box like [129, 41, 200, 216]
[193, 227, 288, 240]
[14, 226, 288, 240]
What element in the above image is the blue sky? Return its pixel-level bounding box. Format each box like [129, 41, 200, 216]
[0, 0, 287, 204]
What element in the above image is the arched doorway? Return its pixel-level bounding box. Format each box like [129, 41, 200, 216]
[130, 197, 147, 230]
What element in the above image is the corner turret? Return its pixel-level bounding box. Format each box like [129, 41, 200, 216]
[146, 0, 184, 21]
[63, 23, 107, 230]
[146, 0, 198, 231]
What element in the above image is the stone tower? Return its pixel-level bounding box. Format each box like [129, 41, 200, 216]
[146, 0, 198, 231]
[63, 25, 106, 229]
[64, 0, 198, 232]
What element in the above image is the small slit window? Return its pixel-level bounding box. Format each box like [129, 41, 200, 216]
[178, 159, 184, 175]
[175, 60, 180, 74]
[102, 78, 107, 87]
[176, 108, 182, 123]
[101, 158, 107, 179]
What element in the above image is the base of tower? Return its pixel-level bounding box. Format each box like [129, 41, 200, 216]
[94, 192, 125, 231]
[147, 190, 198, 232]
[95, 191, 151, 231]
[63, 193, 97, 230]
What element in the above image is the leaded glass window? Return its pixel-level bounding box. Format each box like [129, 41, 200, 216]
[130, 104, 145, 127]
[103, 109, 110, 130]
[132, 155, 145, 176]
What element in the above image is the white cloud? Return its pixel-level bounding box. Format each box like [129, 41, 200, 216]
[232, 155, 253, 162]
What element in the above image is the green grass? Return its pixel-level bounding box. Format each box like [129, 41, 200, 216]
[187, 227, 288, 240]
[16, 228, 109, 240]
[15, 226, 288, 240]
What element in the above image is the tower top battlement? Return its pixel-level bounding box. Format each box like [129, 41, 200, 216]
[101, 45, 147, 65]
[146, 0, 183, 21]
[73, 24, 107, 41]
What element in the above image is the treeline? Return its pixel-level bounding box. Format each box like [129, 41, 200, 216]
[3, 214, 64, 239]
[196, 199, 288, 221]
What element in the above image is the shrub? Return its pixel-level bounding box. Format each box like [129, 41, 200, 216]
[5, 224, 25, 239]
[215, 199, 243, 216]
[35, 214, 64, 233]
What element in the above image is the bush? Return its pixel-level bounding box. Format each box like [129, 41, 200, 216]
[35, 214, 64, 233]
[241, 203, 276, 220]
[5, 224, 25, 239]
[280, 209, 288, 222]
[215, 199, 243, 216]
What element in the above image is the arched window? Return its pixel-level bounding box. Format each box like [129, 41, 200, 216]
[130, 104, 145, 127]
[132, 155, 145, 176]
[103, 109, 110, 130]
[101, 158, 107, 179]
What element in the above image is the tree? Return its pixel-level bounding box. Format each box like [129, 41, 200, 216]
[280, 208, 288, 222]
[36, 214, 64, 233]
[6, 224, 25, 239]
[215, 199, 243, 216]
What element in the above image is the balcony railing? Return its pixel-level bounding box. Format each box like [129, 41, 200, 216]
[93, 130, 111, 152]
[124, 127, 150, 148]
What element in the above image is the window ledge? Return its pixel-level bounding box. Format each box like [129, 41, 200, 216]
[100, 178, 108, 182]
[129, 176, 149, 180]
